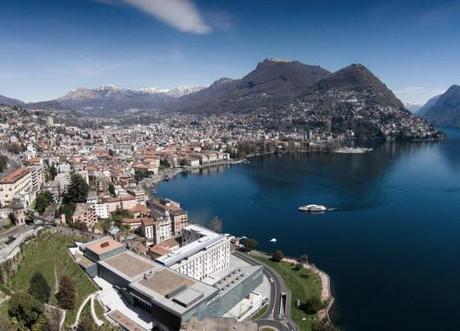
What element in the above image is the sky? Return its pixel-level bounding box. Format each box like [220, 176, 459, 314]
[1, 0, 460, 104]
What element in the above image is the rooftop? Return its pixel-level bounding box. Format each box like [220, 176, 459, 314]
[102, 251, 157, 279]
[84, 237, 124, 256]
[130, 268, 218, 315]
[0, 168, 30, 184]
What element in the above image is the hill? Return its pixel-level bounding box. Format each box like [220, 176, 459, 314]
[170, 58, 331, 113]
[418, 85, 460, 127]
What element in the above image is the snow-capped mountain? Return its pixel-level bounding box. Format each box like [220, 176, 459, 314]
[55, 85, 205, 112]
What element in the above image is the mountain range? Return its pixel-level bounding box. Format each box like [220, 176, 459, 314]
[417, 85, 460, 127]
[0, 57, 441, 139]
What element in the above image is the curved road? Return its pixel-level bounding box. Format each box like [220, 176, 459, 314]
[234, 251, 297, 331]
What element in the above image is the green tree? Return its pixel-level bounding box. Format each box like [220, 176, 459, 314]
[108, 183, 116, 197]
[0, 155, 8, 172]
[62, 173, 89, 205]
[34, 191, 53, 214]
[159, 159, 170, 169]
[272, 250, 284, 262]
[47, 165, 58, 181]
[300, 296, 324, 314]
[209, 216, 223, 233]
[8, 212, 17, 225]
[56, 276, 76, 310]
[8, 292, 44, 329]
[28, 272, 51, 303]
[240, 238, 258, 251]
[76, 318, 94, 331]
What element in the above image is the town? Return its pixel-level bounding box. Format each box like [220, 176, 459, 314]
[0, 104, 333, 331]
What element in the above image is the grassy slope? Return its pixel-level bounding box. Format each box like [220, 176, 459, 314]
[253, 255, 322, 331]
[7, 231, 97, 325]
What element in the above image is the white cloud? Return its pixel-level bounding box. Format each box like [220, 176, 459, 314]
[395, 86, 446, 105]
[118, 0, 211, 34]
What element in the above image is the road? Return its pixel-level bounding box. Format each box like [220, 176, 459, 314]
[0, 224, 34, 240]
[234, 251, 297, 331]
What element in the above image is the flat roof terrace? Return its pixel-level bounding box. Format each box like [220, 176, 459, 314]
[104, 251, 155, 278]
[130, 268, 218, 315]
[136, 269, 194, 297]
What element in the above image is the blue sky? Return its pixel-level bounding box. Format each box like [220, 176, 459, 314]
[1, 0, 460, 104]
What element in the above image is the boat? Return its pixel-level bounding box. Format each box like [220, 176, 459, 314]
[270, 238, 277, 243]
[298, 204, 327, 213]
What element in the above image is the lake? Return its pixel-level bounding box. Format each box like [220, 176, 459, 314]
[158, 128, 460, 331]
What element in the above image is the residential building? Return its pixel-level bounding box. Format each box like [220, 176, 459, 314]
[72, 203, 98, 231]
[0, 168, 33, 207]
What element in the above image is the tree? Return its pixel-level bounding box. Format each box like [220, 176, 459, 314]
[56, 276, 76, 310]
[294, 262, 303, 271]
[8, 212, 17, 225]
[46, 165, 57, 181]
[209, 216, 223, 233]
[159, 159, 170, 169]
[76, 318, 94, 331]
[272, 250, 284, 262]
[108, 183, 116, 197]
[8, 292, 44, 329]
[34, 191, 53, 214]
[0, 155, 7, 173]
[300, 254, 309, 265]
[62, 173, 89, 205]
[241, 238, 258, 251]
[29, 272, 51, 303]
[300, 296, 323, 314]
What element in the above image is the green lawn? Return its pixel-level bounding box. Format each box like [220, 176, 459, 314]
[253, 255, 322, 331]
[7, 231, 97, 326]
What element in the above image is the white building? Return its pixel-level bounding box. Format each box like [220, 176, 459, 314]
[155, 224, 230, 281]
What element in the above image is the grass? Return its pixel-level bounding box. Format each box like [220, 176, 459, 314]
[251, 303, 268, 321]
[7, 231, 97, 326]
[253, 255, 322, 331]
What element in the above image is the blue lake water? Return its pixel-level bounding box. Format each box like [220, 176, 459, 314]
[158, 128, 460, 331]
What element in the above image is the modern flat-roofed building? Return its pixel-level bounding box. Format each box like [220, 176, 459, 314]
[0, 168, 33, 207]
[77, 236, 263, 331]
[156, 225, 230, 281]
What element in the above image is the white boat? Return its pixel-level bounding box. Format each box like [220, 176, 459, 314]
[270, 238, 277, 243]
[298, 204, 327, 212]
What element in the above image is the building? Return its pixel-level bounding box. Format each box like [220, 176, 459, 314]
[0, 168, 33, 207]
[156, 225, 230, 281]
[72, 203, 98, 231]
[181, 317, 257, 331]
[150, 198, 188, 237]
[103, 194, 138, 213]
[77, 237, 263, 331]
[29, 165, 45, 194]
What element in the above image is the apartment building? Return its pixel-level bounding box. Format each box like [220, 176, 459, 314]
[72, 203, 98, 231]
[0, 168, 33, 207]
[150, 198, 188, 236]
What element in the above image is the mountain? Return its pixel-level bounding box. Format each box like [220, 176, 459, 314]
[260, 63, 440, 140]
[404, 103, 422, 114]
[0, 94, 24, 106]
[170, 58, 331, 113]
[169, 60, 439, 140]
[418, 85, 460, 127]
[55, 85, 204, 114]
[416, 95, 441, 117]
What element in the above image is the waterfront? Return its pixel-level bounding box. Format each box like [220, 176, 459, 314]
[158, 128, 460, 331]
